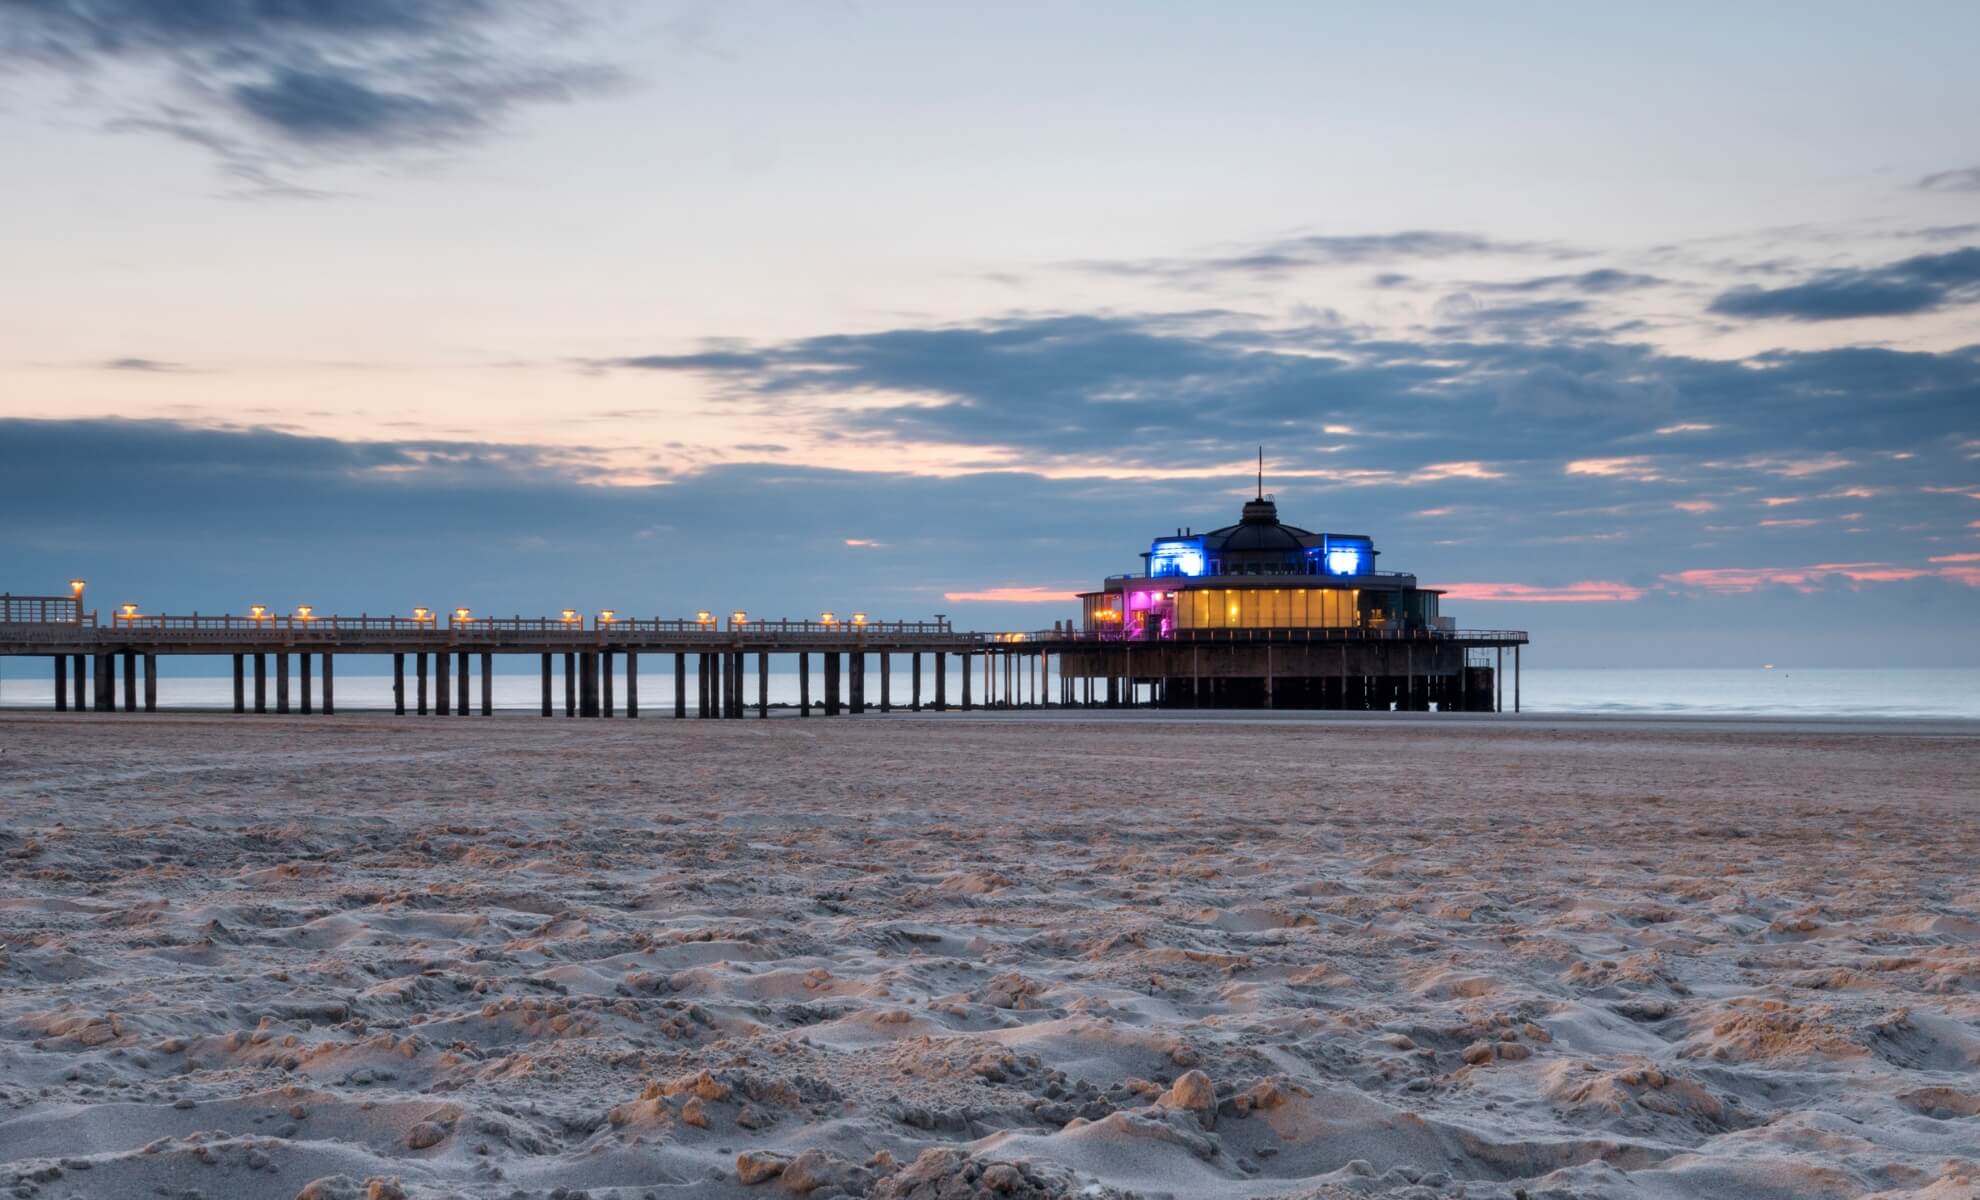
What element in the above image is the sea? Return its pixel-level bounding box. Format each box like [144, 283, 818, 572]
[1, 662, 1975, 720]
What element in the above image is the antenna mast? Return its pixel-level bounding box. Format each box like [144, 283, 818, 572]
[1256, 446, 1263, 499]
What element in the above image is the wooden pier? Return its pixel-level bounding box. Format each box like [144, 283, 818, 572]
[1, 587, 1528, 716]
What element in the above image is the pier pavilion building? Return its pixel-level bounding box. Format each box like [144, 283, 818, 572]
[1057, 490, 1524, 709]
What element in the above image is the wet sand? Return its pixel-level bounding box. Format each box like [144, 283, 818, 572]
[2, 713, 1976, 1199]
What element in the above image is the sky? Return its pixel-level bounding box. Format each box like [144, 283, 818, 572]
[2, 0, 1977, 666]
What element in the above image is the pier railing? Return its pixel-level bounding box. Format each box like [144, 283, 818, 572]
[994, 626, 1528, 645]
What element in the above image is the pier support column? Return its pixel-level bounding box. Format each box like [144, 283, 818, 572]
[394, 653, 407, 715]
[540, 653, 552, 716]
[697, 654, 710, 718]
[144, 654, 157, 712]
[799, 653, 811, 716]
[254, 653, 267, 714]
[824, 652, 841, 716]
[456, 651, 469, 717]
[323, 654, 334, 715]
[417, 652, 430, 715]
[480, 651, 493, 716]
[122, 650, 136, 712]
[1514, 646, 1521, 714]
[1264, 644, 1274, 710]
[960, 652, 972, 710]
[602, 650, 614, 717]
[73, 655, 87, 712]
[276, 652, 290, 714]
[674, 652, 686, 719]
[236, 654, 249, 714]
[934, 652, 946, 710]
[627, 651, 639, 718]
[580, 652, 599, 718]
[880, 652, 891, 712]
[564, 652, 576, 717]
[911, 653, 922, 711]
[435, 651, 450, 715]
[94, 653, 110, 711]
[758, 652, 769, 718]
[300, 651, 312, 714]
[54, 655, 67, 712]
[850, 653, 864, 714]
[1496, 646, 1503, 714]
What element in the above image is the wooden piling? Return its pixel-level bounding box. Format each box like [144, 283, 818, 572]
[824, 652, 841, 716]
[580, 651, 599, 718]
[758, 652, 768, 718]
[481, 651, 493, 716]
[323, 653, 334, 715]
[254, 653, 267, 714]
[53, 654, 66, 712]
[880, 651, 891, 712]
[435, 651, 450, 715]
[395, 653, 407, 715]
[850, 652, 864, 714]
[674, 652, 686, 719]
[799, 653, 810, 716]
[626, 650, 639, 718]
[564, 652, 576, 717]
[911, 653, 922, 711]
[539, 654, 550, 716]
[456, 651, 469, 717]
[602, 650, 614, 717]
[300, 651, 312, 714]
[73, 654, 86, 712]
[417, 652, 430, 715]
[960, 651, 971, 710]
[143, 653, 157, 712]
[122, 649, 136, 712]
[934, 652, 946, 710]
[276, 652, 290, 714]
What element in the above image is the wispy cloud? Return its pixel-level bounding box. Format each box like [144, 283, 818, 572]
[1, 0, 623, 192]
[942, 586, 1082, 603]
[1435, 580, 1646, 603]
[1916, 166, 1980, 194]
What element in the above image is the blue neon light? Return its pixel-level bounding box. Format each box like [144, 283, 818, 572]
[1315, 535, 1373, 576]
[1149, 538, 1207, 578]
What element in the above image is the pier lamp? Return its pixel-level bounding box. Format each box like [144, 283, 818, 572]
[295, 605, 313, 622]
[453, 607, 471, 624]
[851, 612, 867, 627]
[249, 604, 268, 620]
[70, 579, 86, 595]
[561, 608, 579, 624]
[413, 607, 431, 623]
[598, 609, 616, 625]
[731, 610, 748, 626]
[819, 611, 836, 626]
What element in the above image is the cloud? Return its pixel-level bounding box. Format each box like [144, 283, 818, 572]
[1472, 269, 1664, 294]
[102, 356, 186, 372]
[1708, 246, 1980, 321]
[1063, 229, 1581, 284]
[1434, 581, 1646, 603]
[0, 0, 621, 188]
[1916, 166, 1980, 194]
[1663, 561, 1980, 593]
[942, 587, 1083, 603]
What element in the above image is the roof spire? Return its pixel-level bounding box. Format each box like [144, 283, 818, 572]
[1256, 445, 1263, 500]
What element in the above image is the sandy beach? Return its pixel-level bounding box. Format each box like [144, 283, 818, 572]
[2, 712, 1976, 1200]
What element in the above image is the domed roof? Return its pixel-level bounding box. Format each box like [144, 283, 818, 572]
[1203, 495, 1316, 554]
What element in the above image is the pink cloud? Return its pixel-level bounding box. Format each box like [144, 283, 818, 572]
[1758, 517, 1820, 527]
[943, 586, 1081, 603]
[1566, 456, 1662, 481]
[1665, 561, 1956, 594]
[1435, 580, 1646, 603]
[1929, 553, 1980, 563]
[843, 538, 883, 548]
[1672, 499, 1717, 514]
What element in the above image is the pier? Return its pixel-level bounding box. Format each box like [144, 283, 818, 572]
[2, 584, 1526, 716]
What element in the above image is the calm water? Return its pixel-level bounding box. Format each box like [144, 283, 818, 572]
[1, 661, 1974, 719]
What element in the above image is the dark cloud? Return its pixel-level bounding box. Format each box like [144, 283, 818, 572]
[1916, 166, 1980, 194]
[5, 415, 1976, 667]
[1708, 246, 1980, 321]
[0, 0, 619, 188]
[605, 312, 1976, 479]
[1065, 230, 1582, 285]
